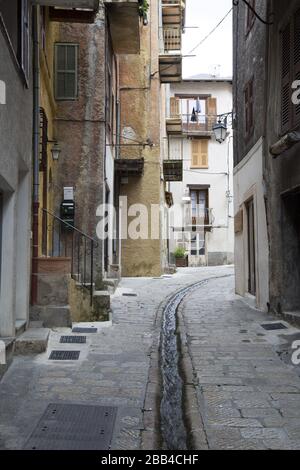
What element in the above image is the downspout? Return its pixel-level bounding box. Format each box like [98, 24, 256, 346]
[31, 5, 40, 305]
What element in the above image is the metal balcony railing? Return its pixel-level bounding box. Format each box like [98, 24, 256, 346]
[168, 112, 218, 134]
[161, 27, 182, 53]
[42, 208, 98, 306]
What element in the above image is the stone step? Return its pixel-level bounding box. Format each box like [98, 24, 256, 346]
[14, 328, 50, 355]
[30, 305, 72, 328]
[0, 337, 15, 380]
[15, 320, 27, 337]
[103, 278, 119, 294]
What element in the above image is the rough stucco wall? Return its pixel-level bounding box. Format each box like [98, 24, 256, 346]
[53, 12, 106, 283]
[233, 0, 268, 166]
[119, 0, 163, 277]
[264, 0, 300, 312]
[0, 16, 33, 336]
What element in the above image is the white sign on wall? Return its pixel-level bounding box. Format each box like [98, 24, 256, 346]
[0, 341, 6, 365]
[64, 187, 74, 200]
[0, 80, 6, 105]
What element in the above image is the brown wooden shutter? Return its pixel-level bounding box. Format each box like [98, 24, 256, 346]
[170, 97, 180, 117]
[207, 97, 217, 130]
[281, 21, 292, 134]
[191, 139, 200, 167]
[191, 139, 208, 168]
[293, 9, 300, 127]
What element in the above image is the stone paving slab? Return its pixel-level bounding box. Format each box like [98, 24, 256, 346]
[181, 275, 300, 450]
[0, 266, 232, 450]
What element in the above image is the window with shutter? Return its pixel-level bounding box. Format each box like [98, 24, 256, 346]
[246, 0, 256, 34]
[191, 139, 208, 169]
[280, 9, 300, 134]
[293, 9, 300, 127]
[207, 97, 217, 130]
[20, 0, 29, 83]
[55, 43, 78, 100]
[244, 78, 254, 139]
[281, 22, 292, 133]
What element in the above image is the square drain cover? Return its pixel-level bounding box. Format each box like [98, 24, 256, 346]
[261, 323, 287, 331]
[24, 403, 117, 450]
[49, 350, 80, 360]
[60, 336, 86, 344]
[72, 327, 97, 333]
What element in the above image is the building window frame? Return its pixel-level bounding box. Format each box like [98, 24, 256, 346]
[244, 77, 254, 140]
[245, 0, 256, 36]
[280, 8, 300, 135]
[54, 43, 79, 101]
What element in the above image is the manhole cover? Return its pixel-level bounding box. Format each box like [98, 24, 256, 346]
[24, 403, 117, 450]
[72, 327, 97, 333]
[49, 351, 80, 360]
[261, 323, 287, 331]
[60, 336, 86, 344]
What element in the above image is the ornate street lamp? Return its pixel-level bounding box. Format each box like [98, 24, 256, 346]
[213, 112, 233, 144]
[49, 141, 61, 161]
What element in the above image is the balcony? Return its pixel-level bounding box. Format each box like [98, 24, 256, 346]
[103, 0, 140, 54]
[159, 54, 182, 83]
[115, 158, 144, 176]
[167, 112, 217, 137]
[163, 159, 183, 182]
[162, 0, 186, 29]
[32, 0, 98, 22]
[32, 0, 99, 6]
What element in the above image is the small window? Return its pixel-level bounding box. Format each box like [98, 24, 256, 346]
[20, 0, 30, 83]
[54, 43, 78, 100]
[246, 0, 256, 35]
[244, 78, 254, 139]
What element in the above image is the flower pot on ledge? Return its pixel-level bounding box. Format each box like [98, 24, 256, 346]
[175, 255, 188, 267]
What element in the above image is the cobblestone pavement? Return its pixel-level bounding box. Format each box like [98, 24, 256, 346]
[1, 265, 300, 450]
[180, 275, 300, 450]
[0, 266, 229, 450]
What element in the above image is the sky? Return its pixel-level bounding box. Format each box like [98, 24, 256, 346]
[182, 0, 233, 79]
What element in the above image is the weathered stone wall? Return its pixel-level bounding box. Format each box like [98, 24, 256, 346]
[118, 0, 163, 277]
[54, 12, 107, 284]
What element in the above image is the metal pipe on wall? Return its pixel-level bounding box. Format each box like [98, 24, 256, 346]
[31, 5, 40, 305]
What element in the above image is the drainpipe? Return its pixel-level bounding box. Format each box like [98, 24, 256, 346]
[31, 6, 40, 305]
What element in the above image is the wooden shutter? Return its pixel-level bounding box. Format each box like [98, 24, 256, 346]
[55, 44, 78, 100]
[170, 97, 180, 117]
[281, 22, 292, 134]
[207, 97, 217, 130]
[191, 139, 208, 168]
[293, 9, 300, 127]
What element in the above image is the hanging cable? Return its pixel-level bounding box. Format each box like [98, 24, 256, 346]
[233, 0, 273, 26]
[187, 7, 233, 55]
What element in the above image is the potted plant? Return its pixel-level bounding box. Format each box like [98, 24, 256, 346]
[174, 246, 188, 268]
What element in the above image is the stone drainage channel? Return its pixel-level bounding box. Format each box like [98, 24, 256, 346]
[160, 279, 209, 450]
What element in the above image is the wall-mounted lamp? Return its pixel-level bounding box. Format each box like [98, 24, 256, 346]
[213, 112, 233, 144]
[48, 140, 61, 161]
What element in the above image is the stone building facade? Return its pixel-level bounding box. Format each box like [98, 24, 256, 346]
[0, 1, 33, 340]
[233, 0, 300, 317]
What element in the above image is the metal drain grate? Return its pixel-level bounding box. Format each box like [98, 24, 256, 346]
[60, 336, 86, 344]
[122, 293, 137, 297]
[24, 403, 117, 450]
[49, 350, 80, 360]
[261, 323, 287, 331]
[72, 327, 97, 333]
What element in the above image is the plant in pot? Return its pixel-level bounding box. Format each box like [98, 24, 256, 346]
[174, 246, 188, 267]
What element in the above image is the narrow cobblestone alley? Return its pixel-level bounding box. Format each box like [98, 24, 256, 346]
[1, 266, 300, 450]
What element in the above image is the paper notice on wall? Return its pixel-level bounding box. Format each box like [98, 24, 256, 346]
[64, 187, 74, 200]
[0, 80, 6, 105]
[0, 340, 6, 365]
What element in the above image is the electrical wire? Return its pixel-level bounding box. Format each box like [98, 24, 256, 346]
[187, 7, 233, 55]
[233, 0, 273, 26]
